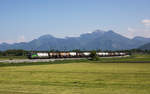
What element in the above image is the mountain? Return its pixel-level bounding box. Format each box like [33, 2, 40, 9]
[0, 30, 150, 51]
[139, 43, 150, 50]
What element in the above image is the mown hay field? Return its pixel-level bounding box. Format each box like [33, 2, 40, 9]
[0, 62, 150, 94]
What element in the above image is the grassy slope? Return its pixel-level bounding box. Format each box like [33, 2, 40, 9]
[0, 63, 150, 94]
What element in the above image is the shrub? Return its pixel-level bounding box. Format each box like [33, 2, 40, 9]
[90, 50, 100, 61]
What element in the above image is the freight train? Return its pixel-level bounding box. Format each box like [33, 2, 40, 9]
[28, 52, 127, 59]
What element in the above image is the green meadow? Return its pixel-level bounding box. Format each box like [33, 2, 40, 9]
[0, 62, 150, 94]
[0, 56, 27, 60]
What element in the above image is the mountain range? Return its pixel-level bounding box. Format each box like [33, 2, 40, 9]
[0, 30, 150, 51]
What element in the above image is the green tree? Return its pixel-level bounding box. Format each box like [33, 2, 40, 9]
[90, 50, 100, 61]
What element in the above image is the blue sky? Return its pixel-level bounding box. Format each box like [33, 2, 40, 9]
[0, 0, 150, 43]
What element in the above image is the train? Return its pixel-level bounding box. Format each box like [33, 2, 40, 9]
[28, 51, 127, 59]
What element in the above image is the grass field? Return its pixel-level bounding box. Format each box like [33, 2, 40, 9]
[0, 62, 150, 94]
[0, 56, 27, 60]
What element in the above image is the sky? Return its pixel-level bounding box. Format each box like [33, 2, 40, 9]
[0, 0, 150, 44]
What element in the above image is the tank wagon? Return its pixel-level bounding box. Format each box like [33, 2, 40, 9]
[28, 52, 127, 59]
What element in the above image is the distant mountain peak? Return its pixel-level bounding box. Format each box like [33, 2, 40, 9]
[80, 29, 105, 37]
[104, 30, 120, 37]
[107, 30, 114, 33]
[92, 29, 116, 35]
[38, 34, 55, 40]
[93, 29, 105, 33]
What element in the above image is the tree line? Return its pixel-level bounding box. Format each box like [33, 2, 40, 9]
[0, 49, 28, 56]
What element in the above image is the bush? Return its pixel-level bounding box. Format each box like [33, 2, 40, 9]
[90, 50, 100, 61]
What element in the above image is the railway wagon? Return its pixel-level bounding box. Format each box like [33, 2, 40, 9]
[120, 52, 126, 56]
[69, 52, 77, 58]
[76, 52, 84, 57]
[96, 52, 103, 56]
[83, 52, 91, 57]
[96, 52, 109, 57]
[59, 52, 70, 58]
[49, 52, 60, 58]
[37, 53, 49, 58]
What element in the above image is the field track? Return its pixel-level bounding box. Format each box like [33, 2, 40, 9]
[0, 58, 85, 63]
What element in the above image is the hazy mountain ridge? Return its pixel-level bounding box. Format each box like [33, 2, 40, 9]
[0, 30, 150, 51]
